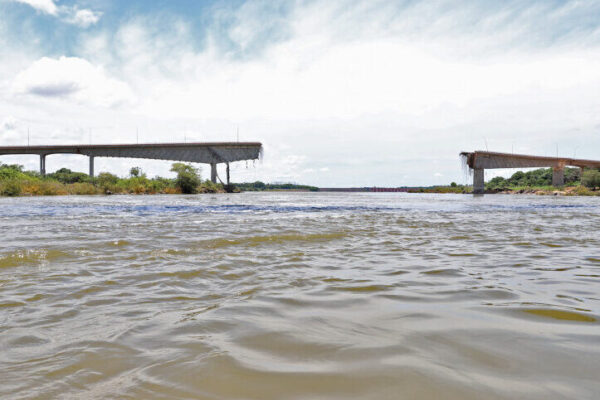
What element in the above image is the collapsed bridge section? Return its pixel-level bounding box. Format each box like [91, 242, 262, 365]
[0, 142, 263, 184]
[460, 151, 600, 194]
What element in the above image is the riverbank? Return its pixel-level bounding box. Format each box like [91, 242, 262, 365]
[416, 185, 600, 196]
[0, 162, 225, 196]
[494, 185, 599, 196]
[3, 162, 600, 197]
[0, 181, 228, 196]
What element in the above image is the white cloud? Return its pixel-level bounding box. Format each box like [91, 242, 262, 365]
[76, 3, 600, 126]
[13, 0, 57, 15]
[12, 0, 102, 27]
[12, 56, 135, 107]
[65, 8, 103, 28]
[2, 1, 600, 184]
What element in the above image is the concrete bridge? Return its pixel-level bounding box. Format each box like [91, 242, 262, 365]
[0, 142, 262, 184]
[461, 151, 600, 194]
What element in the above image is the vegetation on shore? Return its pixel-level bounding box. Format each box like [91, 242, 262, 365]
[408, 182, 471, 194]
[485, 167, 600, 195]
[3, 161, 600, 197]
[486, 167, 582, 190]
[421, 167, 600, 196]
[0, 162, 321, 197]
[0, 162, 223, 196]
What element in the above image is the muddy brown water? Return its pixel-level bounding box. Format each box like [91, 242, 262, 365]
[1, 193, 599, 399]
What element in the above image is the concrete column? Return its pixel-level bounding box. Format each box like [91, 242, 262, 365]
[473, 168, 484, 194]
[89, 156, 94, 177]
[552, 166, 564, 187]
[210, 163, 217, 183]
[40, 154, 46, 176]
[226, 162, 230, 185]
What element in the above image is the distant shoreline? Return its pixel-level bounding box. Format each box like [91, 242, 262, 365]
[318, 186, 600, 196]
[2, 186, 599, 197]
[2, 163, 599, 197]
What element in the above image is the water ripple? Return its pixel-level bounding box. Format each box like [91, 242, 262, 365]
[1, 193, 600, 399]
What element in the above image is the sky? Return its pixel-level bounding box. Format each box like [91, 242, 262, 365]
[1, 0, 600, 186]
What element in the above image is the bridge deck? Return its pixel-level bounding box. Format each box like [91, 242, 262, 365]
[460, 151, 600, 194]
[0, 142, 262, 164]
[0, 142, 262, 182]
[461, 151, 600, 170]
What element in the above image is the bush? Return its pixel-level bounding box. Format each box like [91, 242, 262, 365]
[0, 180, 22, 196]
[164, 187, 181, 194]
[564, 168, 581, 184]
[486, 167, 582, 189]
[0, 164, 33, 181]
[147, 180, 167, 194]
[200, 180, 221, 193]
[570, 186, 595, 196]
[47, 168, 91, 184]
[582, 169, 600, 189]
[175, 172, 200, 194]
[487, 176, 509, 190]
[116, 176, 150, 193]
[97, 172, 119, 186]
[68, 183, 100, 195]
[22, 181, 68, 196]
[171, 163, 201, 194]
[129, 167, 142, 177]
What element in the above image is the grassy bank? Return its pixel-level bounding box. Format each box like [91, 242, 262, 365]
[492, 186, 599, 196]
[0, 162, 322, 197]
[422, 168, 600, 196]
[486, 167, 600, 195]
[0, 162, 223, 197]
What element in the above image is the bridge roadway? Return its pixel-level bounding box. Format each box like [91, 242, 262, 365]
[461, 151, 600, 194]
[0, 142, 262, 184]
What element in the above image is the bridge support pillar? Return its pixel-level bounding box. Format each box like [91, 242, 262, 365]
[226, 162, 230, 185]
[89, 156, 94, 177]
[210, 163, 217, 183]
[39, 154, 46, 176]
[473, 168, 484, 194]
[552, 166, 564, 187]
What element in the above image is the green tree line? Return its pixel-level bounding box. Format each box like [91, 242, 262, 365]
[0, 162, 220, 196]
[486, 167, 578, 189]
[0, 162, 321, 196]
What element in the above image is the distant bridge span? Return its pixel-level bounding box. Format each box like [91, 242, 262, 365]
[461, 151, 600, 194]
[0, 142, 262, 184]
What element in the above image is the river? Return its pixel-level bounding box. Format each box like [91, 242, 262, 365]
[1, 193, 599, 399]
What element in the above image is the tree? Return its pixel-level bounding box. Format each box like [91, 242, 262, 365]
[0, 163, 24, 172]
[96, 172, 119, 190]
[582, 169, 600, 189]
[170, 163, 201, 194]
[170, 163, 200, 176]
[47, 168, 90, 184]
[0, 163, 26, 180]
[486, 176, 507, 190]
[129, 167, 142, 177]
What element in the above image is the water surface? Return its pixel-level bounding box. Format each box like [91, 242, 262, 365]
[1, 193, 599, 399]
